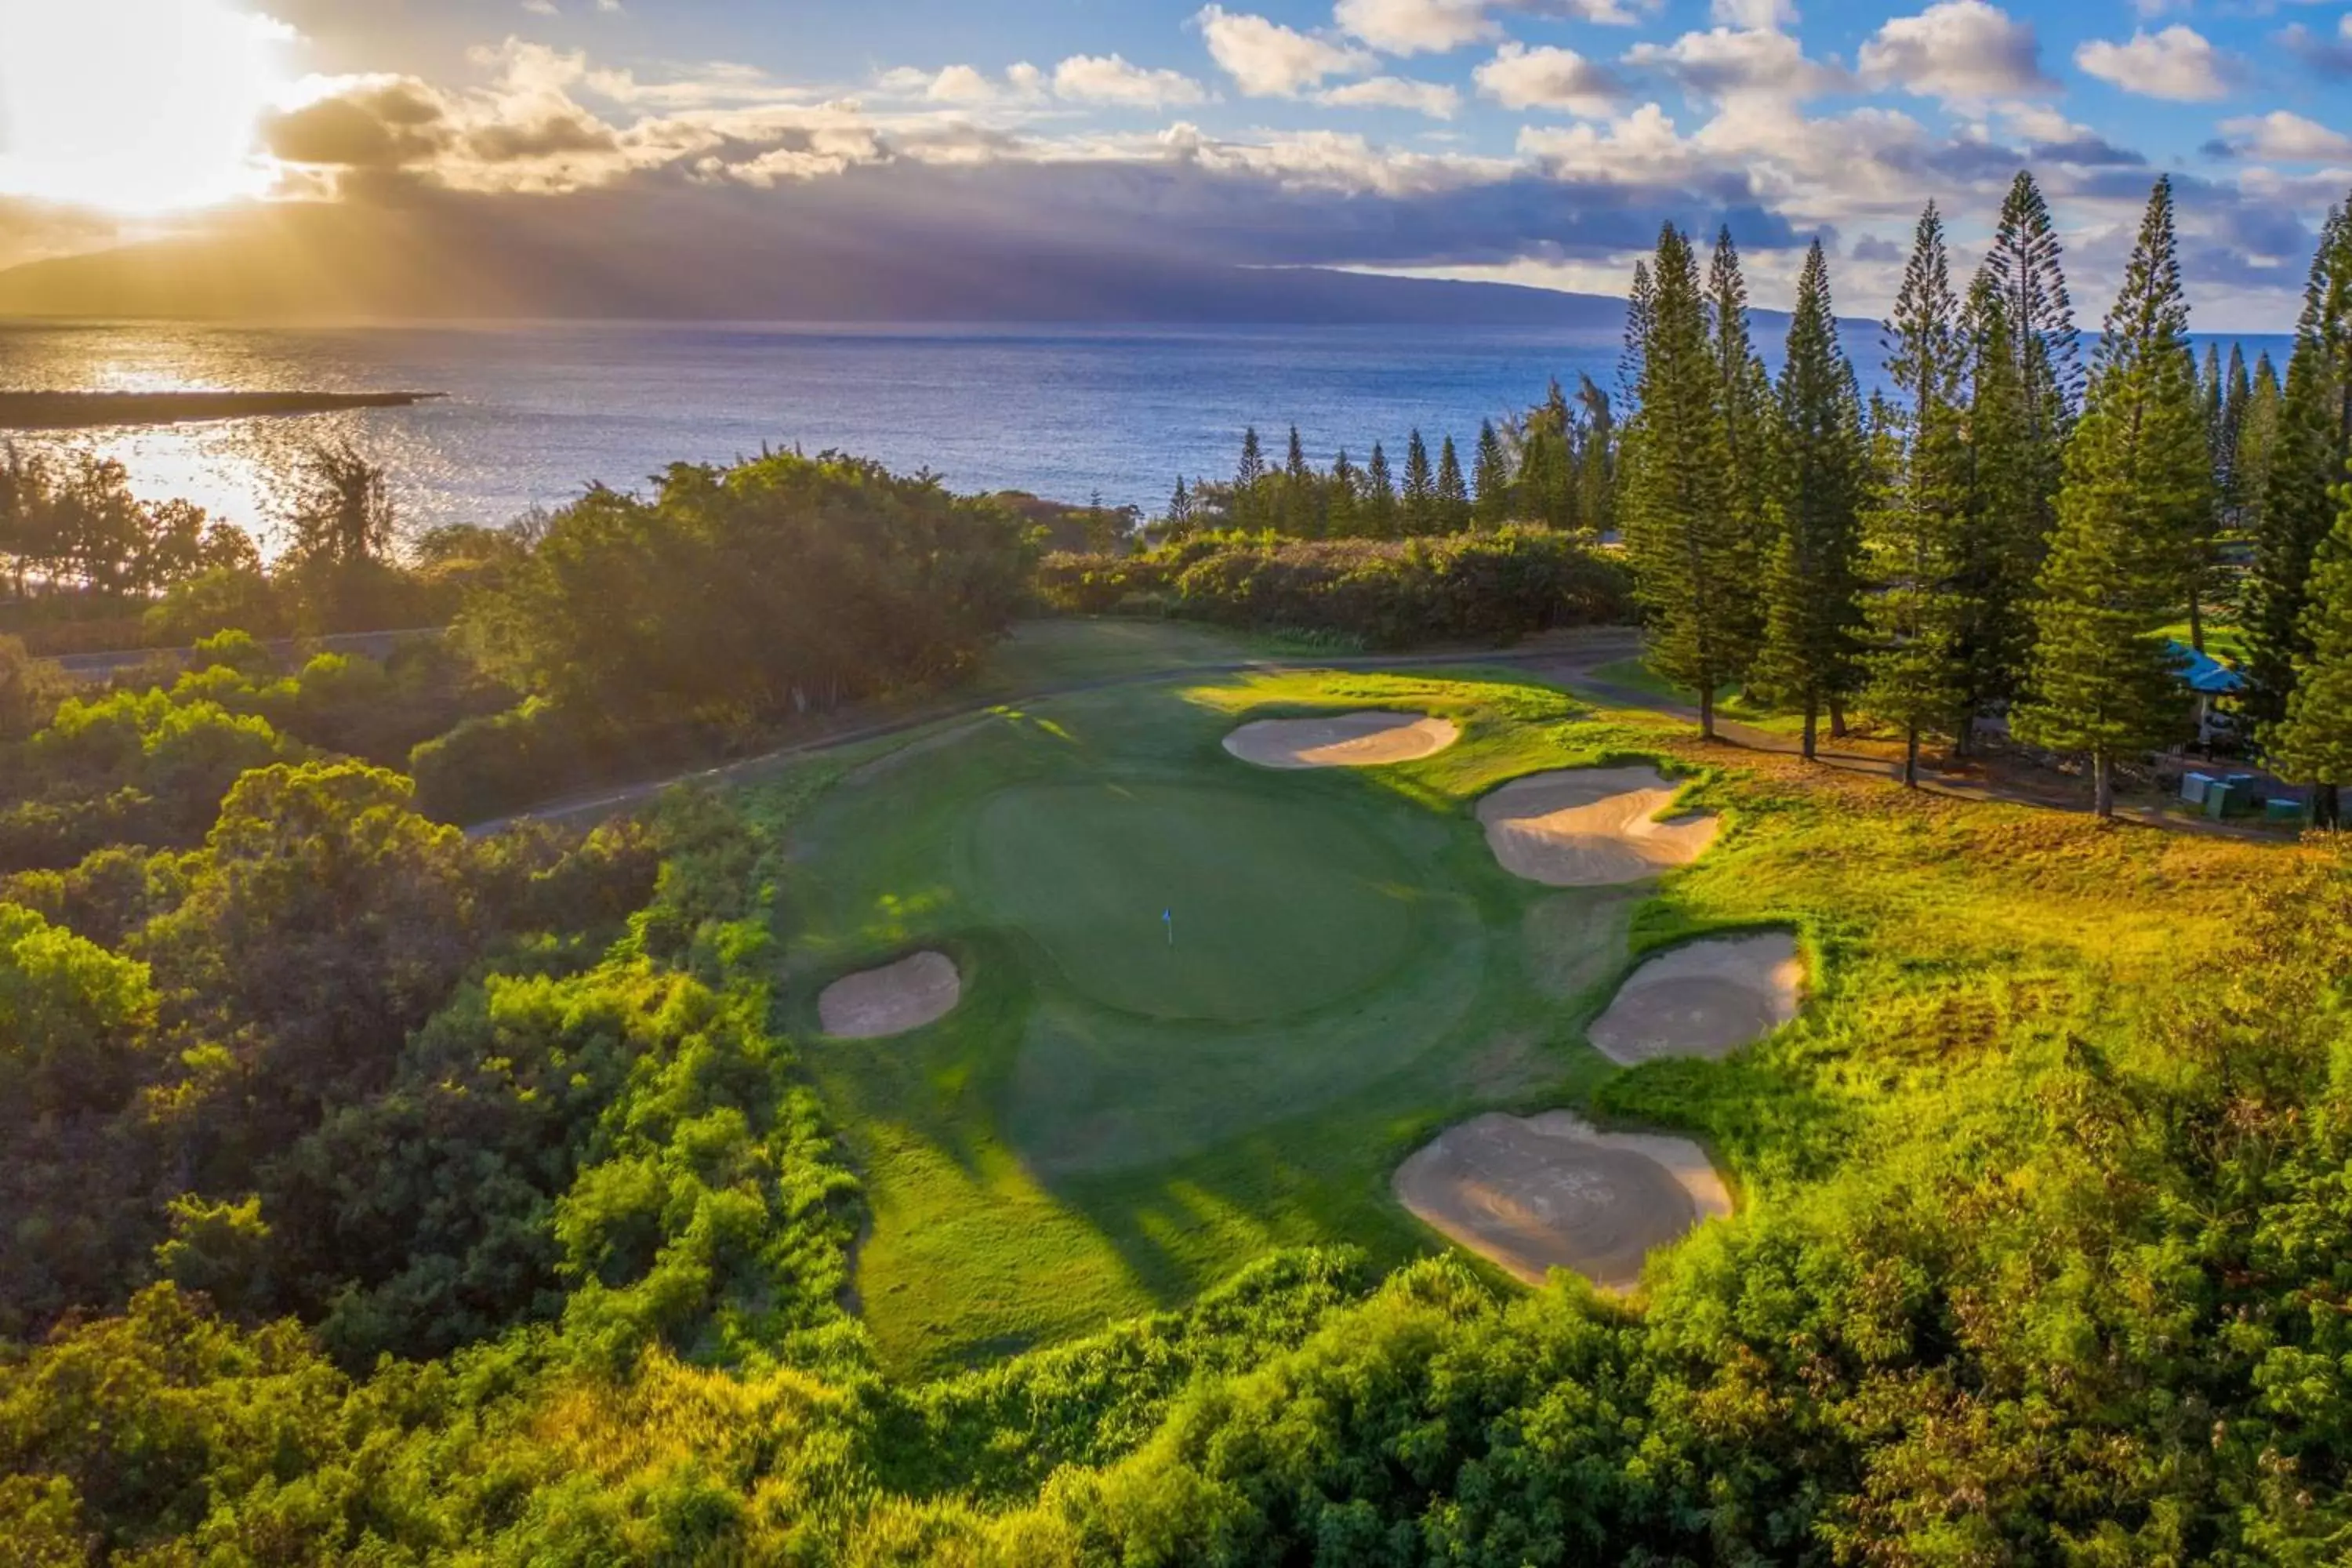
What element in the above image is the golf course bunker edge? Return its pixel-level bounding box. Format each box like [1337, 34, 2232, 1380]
[1587, 931, 1805, 1065]
[818, 950, 962, 1039]
[1223, 710, 1460, 769]
[1477, 764, 1720, 886]
[1395, 1110, 1731, 1290]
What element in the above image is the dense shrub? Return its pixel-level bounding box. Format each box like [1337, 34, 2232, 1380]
[1036, 527, 1632, 648]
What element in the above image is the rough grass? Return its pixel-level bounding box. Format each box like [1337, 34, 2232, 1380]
[746, 657, 2291, 1381]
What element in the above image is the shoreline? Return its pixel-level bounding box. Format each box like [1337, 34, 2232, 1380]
[0, 390, 443, 430]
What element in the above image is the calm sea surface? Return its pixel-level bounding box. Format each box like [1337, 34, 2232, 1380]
[0, 321, 2296, 539]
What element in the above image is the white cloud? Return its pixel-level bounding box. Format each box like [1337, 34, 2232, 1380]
[2074, 27, 2238, 102]
[1195, 5, 1374, 96]
[1052, 54, 1208, 107]
[925, 64, 1003, 104]
[1624, 27, 1846, 103]
[1711, 0, 1795, 27]
[1858, 2, 2055, 104]
[1316, 75, 1462, 116]
[1334, 0, 1497, 55]
[1473, 42, 1622, 115]
[2214, 109, 2352, 161]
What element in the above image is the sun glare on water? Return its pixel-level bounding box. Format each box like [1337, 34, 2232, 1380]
[0, 0, 294, 214]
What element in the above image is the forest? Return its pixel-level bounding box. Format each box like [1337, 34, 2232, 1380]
[2, 169, 2352, 1564]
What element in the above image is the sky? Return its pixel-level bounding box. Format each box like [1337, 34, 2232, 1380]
[1, 0, 2348, 328]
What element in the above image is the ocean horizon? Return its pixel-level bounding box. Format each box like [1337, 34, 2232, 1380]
[0, 318, 2299, 542]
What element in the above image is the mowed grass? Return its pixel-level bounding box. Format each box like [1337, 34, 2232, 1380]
[750, 655, 2296, 1379]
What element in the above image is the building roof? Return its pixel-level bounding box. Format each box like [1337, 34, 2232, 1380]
[2169, 640, 2246, 695]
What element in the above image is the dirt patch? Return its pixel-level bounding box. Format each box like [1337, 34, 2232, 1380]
[1586, 931, 1803, 1065]
[1476, 765, 1719, 885]
[1394, 1110, 1730, 1290]
[818, 951, 962, 1039]
[1221, 710, 1460, 769]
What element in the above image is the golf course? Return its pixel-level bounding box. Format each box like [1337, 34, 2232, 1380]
[771, 658, 1804, 1374]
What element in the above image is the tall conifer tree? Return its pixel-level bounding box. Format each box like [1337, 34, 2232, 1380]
[1750, 239, 1864, 759]
[1619, 260, 1655, 408]
[1234, 426, 1266, 529]
[1574, 375, 1615, 536]
[1707, 227, 1774, 614]
[2265, 471, 2352, 829]
[1436, 436, 1471, 531]
[1328, 448, 1359, 537]
[1862, 201, 1972, 785]
[1403, 430, 1435, 533]
[1952, 274, 2038, 746]
[2245, 198, 2352, 730]
[1472, 419, 1512, 528]
[1621, 224, 1749, 739]
[1365, 441, 1398, 537]
[2015, 177, 2205, 816]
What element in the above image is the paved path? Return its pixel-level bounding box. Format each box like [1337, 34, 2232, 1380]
[470, 626, 2279, 843]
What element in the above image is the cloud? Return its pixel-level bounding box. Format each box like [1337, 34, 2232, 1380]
[1334, 0, 1497, 54]
[2278, 16, 2352, 80]
[2073, 27, 2239, 102]
[1711, 0, 1796, 26]
[924, 64, 1011, 104]
[2209, 110, 2352, 162]
[1194, 6, 1374, 96]
[1624, 27, 1847, 103]
[1052, 54, 1208, 107]
[1473, 43, 1624, 115]
[1858, 2, 2055, 105]
[1316, 76, 1462, 117]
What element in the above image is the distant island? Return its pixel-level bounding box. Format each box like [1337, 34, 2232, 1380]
[0, 390, 442, 430]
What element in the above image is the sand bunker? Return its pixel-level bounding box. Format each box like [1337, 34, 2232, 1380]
[1586, 931, 1802, 1065]
[1395, 1110, 1730, 1290]
[1476, 765, 1719, 886]
[818, 951, 962, 1039]
[1222, 711, 1459, 769]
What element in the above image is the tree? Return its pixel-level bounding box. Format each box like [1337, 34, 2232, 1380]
[1574, 375, 1615, 537]
[1166, 477, 1195, 534]
[1951, 272, 2039, 747]
[1283, 425, 1315, 536]
[1328, 449, 1359, 537]
[1749, 240, 1863, 760]
[1472, 419, 1512, 528]
[2014, 177, 2204, 817]
[2245, 198, 2352, 732]
[1620, 223, 1751, 739]
[1436, 437, 1471, 532]
[2263, 470, 2352, 829]
[1708, 227, 1774, 580]
[1861, 201, 1972, 785]
[1618, 260, 1655, 408]
[1233, 427, 1268, 529]
[1403, 430, 1435, 533]
[1364, 442, 1398, 537]
[283, 440, 396, 567]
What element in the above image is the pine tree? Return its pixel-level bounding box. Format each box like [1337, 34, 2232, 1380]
[2245, 198, 2352, 732]
[1574, 375, 1614, 537]
[1329, 448, 1360, 537]
[2215, 343, 2250, 535]
[1234, 426, 1267, 529]
[1403, 430, 1435, 533]
[1283, 425, 1314, 536]
[2238, 351, 2284, 535]
[1365, 441, 1398, 537]
[1472, 419, 1512, 528]
[1708, 226, 1774, 615]
[2014, 177, 2205, 817]
[1952, 274, 2039, 746]
[1748, 238, 1864, 759]
[1436, 436, 1471, 531]
[1167, 477, 1194, 533]
[1619, 260, 1655, 410]
[1862, 201, 1973, 785]
[1620, 223, 1749, 739]
[2265, 474, 2352, 829]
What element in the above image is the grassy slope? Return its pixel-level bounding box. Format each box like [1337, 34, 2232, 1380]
[745, 638, 2287, 1381]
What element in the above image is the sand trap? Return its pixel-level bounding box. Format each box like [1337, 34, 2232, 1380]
[818, 951, 962, 1039]
[1586, 931, 1802, 1065]
[1222, 711, 1459, 769]
[1395, 1110, 1730, 1290]
[1476, 765, 1719, 886]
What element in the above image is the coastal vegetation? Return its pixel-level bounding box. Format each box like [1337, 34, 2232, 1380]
[5, 165, 2352, 1565]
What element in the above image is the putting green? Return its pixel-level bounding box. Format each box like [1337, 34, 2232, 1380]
[969, 781, 1416, 1022]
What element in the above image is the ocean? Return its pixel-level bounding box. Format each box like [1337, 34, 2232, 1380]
[0, 320, 2298, 540]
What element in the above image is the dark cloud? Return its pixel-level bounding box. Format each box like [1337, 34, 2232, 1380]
[2278, 22, 2352, 80]
[1852, 235, 1904, 263]
[265, 82, 453, 169]
[2027, 135, 2145, 169]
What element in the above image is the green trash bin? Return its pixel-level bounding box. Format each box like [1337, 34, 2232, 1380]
[2265, 797, 2307, 826]
[2204, 782, 2238, 819]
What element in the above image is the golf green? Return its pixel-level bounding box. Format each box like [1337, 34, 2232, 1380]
[969, 780, 1416, 1022]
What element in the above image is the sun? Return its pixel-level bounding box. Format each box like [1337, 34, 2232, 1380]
[0, 0, 296, 215]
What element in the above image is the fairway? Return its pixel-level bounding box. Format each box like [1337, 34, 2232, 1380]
[971, 781, 1415, 1022]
